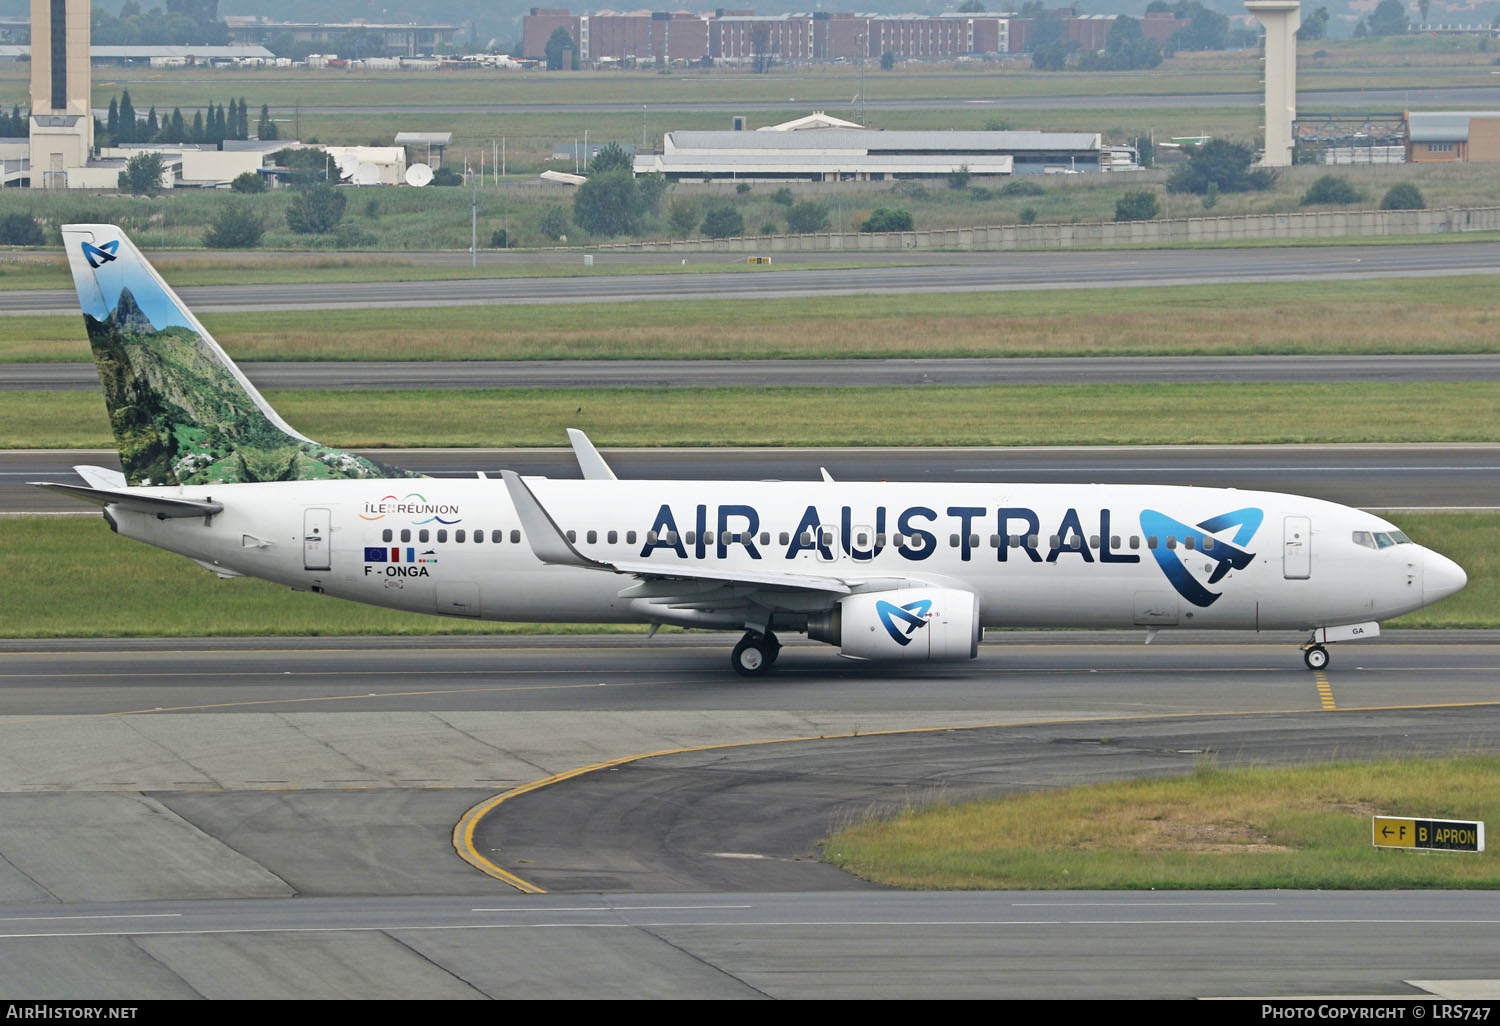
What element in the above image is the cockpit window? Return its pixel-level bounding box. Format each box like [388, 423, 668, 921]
[1374, 532, 1396, 549]
[1390, 530, 1412, 544]
[1352, 531, 1376, 550]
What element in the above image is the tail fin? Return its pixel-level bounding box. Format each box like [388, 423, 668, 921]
[62, 224, 416, 487]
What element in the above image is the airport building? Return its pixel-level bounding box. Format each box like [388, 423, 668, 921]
[635, 114, 1105, 180]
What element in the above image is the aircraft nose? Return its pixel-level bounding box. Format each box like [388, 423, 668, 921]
[1423, 549, 1468, 606]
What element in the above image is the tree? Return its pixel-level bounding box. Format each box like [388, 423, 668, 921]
[880, 50, 895, 70]
[785, 200, 831, 234]
[0, 213, 46, 246]
[668, 200, 700, 235]
[118, 151, 166, 195]
[1368, 0, 1408, 36]
[861, 208, 914, 232]
[1166, 139, 1275, 195]
[1114, 190, 1160, 221]
[1297, 6, 1330, 40]
[106, 97, 119, 142]
[1300, 175, 1366, 206]
[588, 142, 633, 175]
[257, 103, 277, 141]
[545, 27, 576, 70]
[957, 0, 986, 9]
[118, 90, 137, 143]
[701, 204, 745, 239]
[572, 169, 643, 237]
[539, 205, 570, 241]
[286, 184, 346, 234]
[203, 206, 264, 248]
[1169, 4, 1229, 50]
[1380, 183, 1425, 210]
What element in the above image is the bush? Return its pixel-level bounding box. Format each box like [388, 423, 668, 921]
[999, 178, 1044, 197]
[490, 228, 508, 248]
[1019, 208, 1037, 224]
[202, 207, 264, 249]
[1380, 183, 1426, 210]
[948, 164, 972, 190]
[860, 208, 914, 233]
[431, 166, 463, 186]
[1300, 175, 1366, 206]
[538, 205, 570, 241]
[668, 200, 700, 235]
[771, 187, 795, 206]
[1166, 138, 1276, 195]
[785, 200, 830, 234]
[572, 169, 643, 237]
[588, 142, 633, 174]
[230, 171, 266, 194]
[0, 213, 45, 246]
[701, 204, 745, 239]
[1114, 189, 1160, 222]
[736, 182, 751, 194]
[285, 184, 347, 234]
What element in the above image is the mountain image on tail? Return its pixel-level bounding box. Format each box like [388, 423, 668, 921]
[64, 225, 418, 487]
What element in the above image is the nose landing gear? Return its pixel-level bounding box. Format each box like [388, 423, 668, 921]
[1302, 644, 1330, 671]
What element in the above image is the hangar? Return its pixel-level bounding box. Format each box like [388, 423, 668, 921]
[633, 118, 1104, 182]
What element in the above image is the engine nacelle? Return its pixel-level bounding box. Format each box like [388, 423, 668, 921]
[808, 587, 980, 662]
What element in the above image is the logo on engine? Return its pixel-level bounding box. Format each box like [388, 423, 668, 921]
[877, 598, 933, 645]
[1139, 507, 1263, 608]
[81, 240, 119, 268]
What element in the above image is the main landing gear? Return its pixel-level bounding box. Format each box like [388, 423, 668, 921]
[1302, 644, 1330, 671]
[731, 630, 781, 677]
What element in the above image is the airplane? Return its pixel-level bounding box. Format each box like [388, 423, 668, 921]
[34, 224, 1468, 676]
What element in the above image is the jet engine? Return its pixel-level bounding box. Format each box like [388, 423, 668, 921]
[808, 588, 980, 661]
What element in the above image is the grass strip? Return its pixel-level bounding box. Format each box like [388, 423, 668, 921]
[3, 383, 1497, 449]
[0, 513, 1489, 638]
[823, 756, 1500, 889]
[9, 276, 1500, 363]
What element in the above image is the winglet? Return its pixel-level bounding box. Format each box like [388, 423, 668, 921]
[500, 470, 610, 569]
[567, 429, 618, 481]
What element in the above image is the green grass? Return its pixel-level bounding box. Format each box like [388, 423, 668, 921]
[824, 756, 1500, 889]
[0, 513, 1488, 638]
[4, 383, 1498, 449]
[7, 274, 1500, 362]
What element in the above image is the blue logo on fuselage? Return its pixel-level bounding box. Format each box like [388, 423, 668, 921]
[81, 240, 119, 269]
[1139, 507, 1263, 607]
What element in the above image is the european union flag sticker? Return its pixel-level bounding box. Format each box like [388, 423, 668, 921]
[364, 547, 388, 562]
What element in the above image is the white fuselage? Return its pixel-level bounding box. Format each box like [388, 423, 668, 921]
[108, 477, 1459, 634]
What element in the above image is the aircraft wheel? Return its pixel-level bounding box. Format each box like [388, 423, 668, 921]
[1303, 644, 1330, 671]
[732, 633, 774, 677]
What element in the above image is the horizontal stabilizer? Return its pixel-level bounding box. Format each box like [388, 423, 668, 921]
[30, 481, 223, 518]
[73, 465, 127, 490]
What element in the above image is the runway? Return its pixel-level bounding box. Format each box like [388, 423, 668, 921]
[6, 443, 1497, 513]
[7, 242, 1500, 315]
[0, 632, 1498, 997]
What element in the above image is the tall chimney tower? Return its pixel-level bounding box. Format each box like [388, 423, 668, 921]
[28, 0, 93, 188]
[1245, 0, 1300, 167]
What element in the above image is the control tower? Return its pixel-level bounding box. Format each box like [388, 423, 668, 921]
[28, 0, 93, 188]
[1246, 0, 1300, 167]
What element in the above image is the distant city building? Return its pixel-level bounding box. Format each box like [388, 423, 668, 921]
[224, 17, 464, 57]
[523, 8, 1180, 63]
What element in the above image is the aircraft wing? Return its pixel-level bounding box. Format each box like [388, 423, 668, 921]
[501, 470, 856, 596]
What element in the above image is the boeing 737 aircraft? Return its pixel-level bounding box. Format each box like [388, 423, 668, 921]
[36, 225, 1468, 675]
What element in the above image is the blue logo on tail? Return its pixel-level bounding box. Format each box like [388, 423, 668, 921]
[81, 240, 119, 268]
[877, 598, 933, 645]
[1140, 507, 1263, 608]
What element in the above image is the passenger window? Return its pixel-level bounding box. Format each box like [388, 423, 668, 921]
[418, 529, 429, 543]
[892, 533, 905, 547]
[1165, 536, 1177, 550]
[685, 531, 696, 545]
[1130, 535, 1140, 550]
[875, 533, 886, 546]
[566, 530, 576, 542]
[382, 528, 393, 542]
[400, 529, 411, 543]
[1147, 536, 1158, 549]
[437, 529, 447, 543]
[950, 534, 960, 547]
[627, 531, 637, 544]
[607, 531, 617, 544]
[1089, 535, 1100, 549]
[587, 530, 597, 544]
[646, 530, 658, 545]
[761, 532, 771, 545]
[705, 532, 715, 545]
[780, 532, 790, 546]
[474, 530, 483, 544]
[1048, 535, 1059, 548]
[510, 530, 520, 543]
[492, 529, 502, 543]
[455, 529, 465, 543]
[1183, 536, 1194, 551]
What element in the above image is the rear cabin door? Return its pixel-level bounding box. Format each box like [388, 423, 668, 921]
[1283, 515, 1311, 580]
[303, 508, 332, 571]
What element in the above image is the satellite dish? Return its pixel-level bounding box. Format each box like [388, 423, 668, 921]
[333, 152, 361, 178]
[405, 163, 434, 187]
[352, 162, 382, 186]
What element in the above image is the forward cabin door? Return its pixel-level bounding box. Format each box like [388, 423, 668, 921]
[303, 508, 332, 571]
[1283, 515, 1311, 580]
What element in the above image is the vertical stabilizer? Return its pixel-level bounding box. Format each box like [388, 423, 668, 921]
[62, 224, 416, 486]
